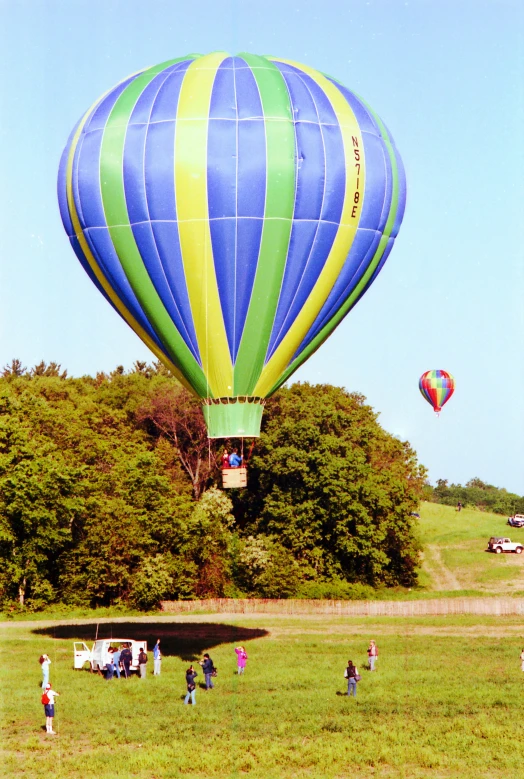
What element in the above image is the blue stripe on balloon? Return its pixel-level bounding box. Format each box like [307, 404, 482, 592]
[130, 63, 187, 124]
[83, 227, 168, 354]
[237, 119, 266, 218]
[149, 221, 201, 361]
[123, 123, 149, 225]
[208, 217, 236, 358]
[75, 129, 106, 229]
[319, 123, 346, 224]
[150, 62, 191, 122]
[57, 126, 80, 237]
[209, 58, 237, 119]
[208, 117, 237, 218]
[294, 229, 382, 355]
[390, 144, 406, 238]
[144, 122, 177, 222]
[234, 217, 264, 359]
[356, 132, 388, 232]
[268, 220, 339, 358]
[130, 222, 200, 361]
[234, 57, 264, 119]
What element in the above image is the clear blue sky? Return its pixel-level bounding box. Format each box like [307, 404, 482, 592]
[1, 0, 523, 493]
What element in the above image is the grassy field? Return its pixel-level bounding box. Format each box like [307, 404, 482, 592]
[2, 612, 524, 779]
[417, 502, 524, 594]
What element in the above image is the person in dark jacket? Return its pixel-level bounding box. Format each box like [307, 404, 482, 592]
[138, 647, 148, 678]
[120, 644, 133, 678]
[184, 665, 198, 705]
[200, 653, 215, 690]
[344, 660, 359, 697]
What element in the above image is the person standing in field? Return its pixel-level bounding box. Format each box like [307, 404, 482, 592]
[138, 647, 148, 678]
[200, 653, 215, 690]
[367, 640, 378, 671]
[235, 646, 248, 674]
[120, 644, 132, 678]
[153, 639, 162, 676]
[112, 646, 121, 679]
[42, 683, 60, 734]
[344, 660, 359, 697]
[39, 654, 51, 689]
[105, 649, 115, 680]
[184, 665, 198, 706]
[520, 648, 524, 671]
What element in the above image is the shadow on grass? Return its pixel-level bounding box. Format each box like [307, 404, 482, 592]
[32, 621, 268, 661]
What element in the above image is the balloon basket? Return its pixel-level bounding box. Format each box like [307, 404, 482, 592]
[222, 467, 248, 489]
[202, 398, 265, 439]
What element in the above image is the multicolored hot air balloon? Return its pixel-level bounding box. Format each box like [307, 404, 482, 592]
[58, 53, 406, 438]
[419, 370, 455, 414]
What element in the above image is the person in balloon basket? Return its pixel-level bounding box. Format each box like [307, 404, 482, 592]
[199, 653, 215, 690]
[41, 683, 60, 734]
[184, 666, 198, 706]
[221, 449, 230, 469]
[344, 660, 360, 697]
[229, 449, 243, 468]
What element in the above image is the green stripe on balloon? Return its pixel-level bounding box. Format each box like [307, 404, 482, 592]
[232, 53, 296, 396]
[99, 57, 209, 397]
[268, 96, 402, 396]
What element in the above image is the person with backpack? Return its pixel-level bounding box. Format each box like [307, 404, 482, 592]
[39, 654, 51, 689]
[42, 683, 60, 734]
[344, 660, 360, 697]
[184, 665, 198, 706]
[200, 653, 215, 690]
[138, 647, 148, 678]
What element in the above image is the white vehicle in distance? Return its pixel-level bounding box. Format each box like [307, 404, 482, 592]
[487, 537, 524, 554]
[73, 639, 148, 673]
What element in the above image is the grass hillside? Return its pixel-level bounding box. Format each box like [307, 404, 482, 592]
[417, 502, 524, 594]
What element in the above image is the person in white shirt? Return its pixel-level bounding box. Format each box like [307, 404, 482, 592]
[39, 654, 51, 689]
[42, 683, 60, 734]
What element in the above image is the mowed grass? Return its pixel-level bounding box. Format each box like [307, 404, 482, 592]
[2, 614, 524, 778]
[417, 502, 524, 594]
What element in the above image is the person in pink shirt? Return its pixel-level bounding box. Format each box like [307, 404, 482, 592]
[235, 646, 248, 675]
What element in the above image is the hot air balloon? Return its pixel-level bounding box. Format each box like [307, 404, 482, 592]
[419, 370, 455, 413]
[58, 52, 406, 439]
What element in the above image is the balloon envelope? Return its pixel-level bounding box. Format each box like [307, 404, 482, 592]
[419, 370, 455, 413]
[58, 52, 406, 437]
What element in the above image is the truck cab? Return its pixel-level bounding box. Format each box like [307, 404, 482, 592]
[73, 639, 148, 673]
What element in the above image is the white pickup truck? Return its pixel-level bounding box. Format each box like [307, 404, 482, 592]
[74, 639, 147, 673]
[487, 537, 524, 554]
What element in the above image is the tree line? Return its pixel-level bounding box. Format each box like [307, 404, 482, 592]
[425, 478, 524, 516]
[0, 360, 426, 610]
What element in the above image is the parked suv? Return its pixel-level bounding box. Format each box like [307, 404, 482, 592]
[507, 514, 524, 528]
[487, 537, 524, 554]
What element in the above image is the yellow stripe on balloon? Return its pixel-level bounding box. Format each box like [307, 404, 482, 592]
[253, 58, 365, 398]
[175, 52, 233, 398]
[65, 81, 192, 389]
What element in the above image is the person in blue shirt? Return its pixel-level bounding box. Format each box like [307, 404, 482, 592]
[228, 448, 243, 468]
[153, 639, 161, 676]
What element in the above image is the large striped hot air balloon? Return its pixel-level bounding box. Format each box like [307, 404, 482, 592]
[58, 52, 406, 438]
[419, 370, 455, 414]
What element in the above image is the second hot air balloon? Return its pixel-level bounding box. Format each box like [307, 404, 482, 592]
[419, 370, 455, 414]
[58, 52, 406, 437]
